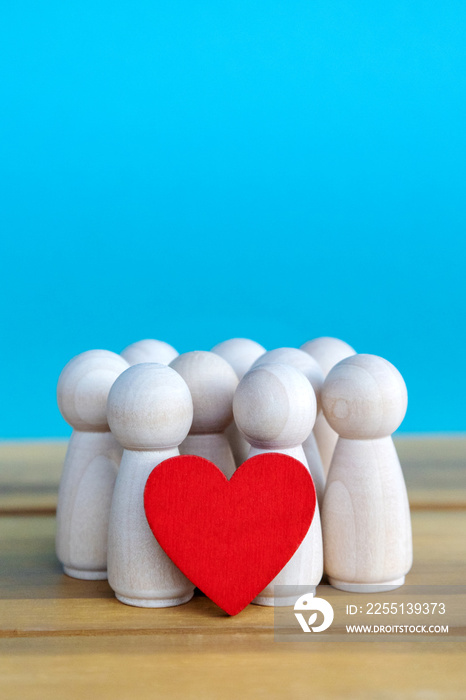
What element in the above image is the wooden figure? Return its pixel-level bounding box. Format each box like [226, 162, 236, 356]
[55, 349, 129, 579]
[106, 363, 195, 607]
[121, 339, 178, 365]
[170, 351, 239, 479]
[251, 348, 326, 505]
[301, 337, 356, 475]
[233, 363, 323, 605]
[211, 338, 266, 466]
[211, 338, 266, 380]
[321, 354, 412, 592]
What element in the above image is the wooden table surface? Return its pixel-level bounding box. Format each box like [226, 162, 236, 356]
[1, 436, 465, 699]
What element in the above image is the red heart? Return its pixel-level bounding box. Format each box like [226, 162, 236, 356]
[144, 453, 316, 616]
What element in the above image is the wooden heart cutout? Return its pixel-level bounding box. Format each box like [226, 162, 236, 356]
[144, 453, 316, 615]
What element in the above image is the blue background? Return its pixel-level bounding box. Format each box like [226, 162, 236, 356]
[1, 1, 465, 438]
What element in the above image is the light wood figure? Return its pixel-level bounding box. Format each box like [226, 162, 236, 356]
[121, 339, 178, 366]
[301, 337, 356, 476]
[322, 354, 412, 592]
[251, 348, 326, 506]
[56, 349, 130, 579]
[107, 363, 195, 607]
[170, 351, 238, 479]
[233, 363, 323, 606]
[211, 338, 266, 466]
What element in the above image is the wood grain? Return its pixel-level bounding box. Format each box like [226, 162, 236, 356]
[1, 512, 464, 635]
[0, 437, 465, 699]
[0, 513, 465, 700]
[1, 635, 465, 700]
[396, 435, 466, 508]
[1, 436, 464, 514]
[0, 441, 66, 513]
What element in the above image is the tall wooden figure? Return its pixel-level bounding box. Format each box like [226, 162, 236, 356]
[56, 349, 129, 579]
[322, 354, 412, 592]
[170, 351, 238, 479]
[251, 347, 326, 506]
[121, 339, 178, 366]
[107, 363, 195, 607]
[211, 338, 266, 467]
[233, 363, 323, 605]
[301, 337, 355, 476]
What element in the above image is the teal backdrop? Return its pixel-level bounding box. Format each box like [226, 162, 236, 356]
[0, 1, 465, 437]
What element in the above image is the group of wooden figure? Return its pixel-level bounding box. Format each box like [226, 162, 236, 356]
[56, 336, 412, 609]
